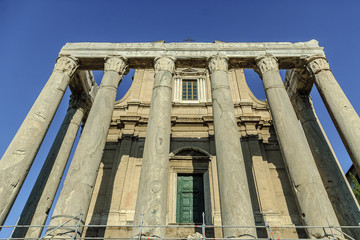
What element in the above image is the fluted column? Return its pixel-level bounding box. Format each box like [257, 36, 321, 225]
[307, 56, 360, 175]
[12, 94, 89, 239]
[208, 55, 256, 239]
[290, 92, 360, 238]
[46, 56, 128, 238]
[0, 56, 78, 225]
[255, 55, 343, 239]
[133, 56, 175, 238]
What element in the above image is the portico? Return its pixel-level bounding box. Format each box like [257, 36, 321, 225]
[0, 40, 358, 239]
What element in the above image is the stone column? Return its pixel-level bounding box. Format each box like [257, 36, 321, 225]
[12, 94, 89, 239]
[255, 55, 343, 239]
[133, 56, 175, 238]
[0, 56, 78, 225]
[208, 55, 257, 239]
[307, 56, 360, 174]
[45, 56, 128, 238]
[290, 92, 360, 238]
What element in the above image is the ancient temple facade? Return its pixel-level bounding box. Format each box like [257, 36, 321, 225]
[1, 41, 360, 239]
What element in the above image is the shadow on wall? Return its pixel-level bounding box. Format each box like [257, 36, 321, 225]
[85, 134, 142, 238]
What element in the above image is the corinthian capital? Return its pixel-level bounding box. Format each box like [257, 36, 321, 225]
[207, 55, 228, 74]
[69, 94, 91, 113]
[306, 56, 330, 75]
[104, 56, 129, 75]
[154, 56, 176, 74]
[54, 56, 78, 76]
[255, 55, 279, 76]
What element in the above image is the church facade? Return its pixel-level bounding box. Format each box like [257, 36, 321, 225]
[1, 41, 360, 239]
[84, 66, 301, 238]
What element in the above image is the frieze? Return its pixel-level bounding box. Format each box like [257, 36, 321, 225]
[60, 40, 324, 58]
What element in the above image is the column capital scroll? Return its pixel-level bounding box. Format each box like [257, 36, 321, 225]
[154, 56, 176, 74]
[255, 55, 279, 77]
[207, 55, 229, 74]
[104, 56, 129, 75]
[306, 55, 330, 75]
[54, 56, 79, 76]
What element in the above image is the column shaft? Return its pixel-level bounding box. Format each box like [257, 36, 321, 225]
[0, 56, 78, 225]
[133, 56, 175, 238]
[45, 56, 128, 238]
[307, 56, 360, 174]
[12, 94, 88, 239]
[291, 93, 360, 238]
[208, 56, 256, 238]
[255, 56, 343, 239]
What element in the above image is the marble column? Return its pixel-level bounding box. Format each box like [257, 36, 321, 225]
[307, 56, 360, 174]
[0, 56, 78, 225]
[290, 92, 360, 239]
[45, 56, 128, 238]
[255, 55, 343, 239]
[12, 94, 89, 239]
[133, 56, 175, 238]
[208, 55, 257, 239]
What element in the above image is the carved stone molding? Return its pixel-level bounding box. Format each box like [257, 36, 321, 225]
[104, 56, 129, 75]
[207, 55, 228, 73]
[255, 55, 278, 76]
[154, 56, 176, 73]
[306, 56, 330, 75]
[54, 56, 78, 76]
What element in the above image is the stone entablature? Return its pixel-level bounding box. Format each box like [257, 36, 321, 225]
[59, 40, 324, 69]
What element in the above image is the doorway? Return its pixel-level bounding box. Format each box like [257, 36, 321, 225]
[176, 174, 205, 223]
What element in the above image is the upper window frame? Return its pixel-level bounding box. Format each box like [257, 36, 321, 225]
[173, 68, 207, 103]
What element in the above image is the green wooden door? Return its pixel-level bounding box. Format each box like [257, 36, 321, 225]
[176, 174, 205, 223]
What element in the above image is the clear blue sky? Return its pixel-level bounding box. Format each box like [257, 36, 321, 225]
[1, 0, 360, 235]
